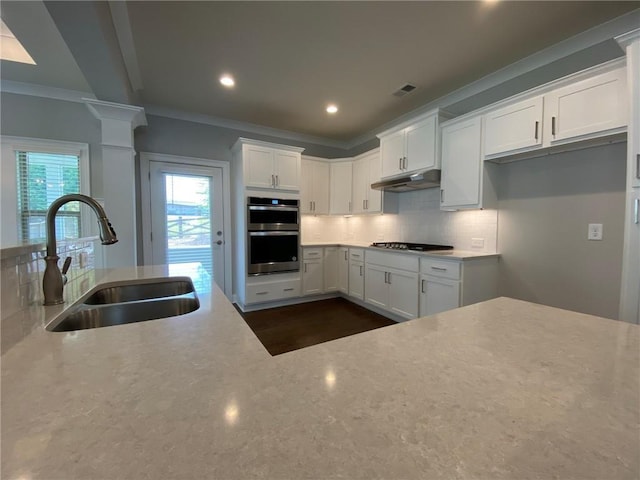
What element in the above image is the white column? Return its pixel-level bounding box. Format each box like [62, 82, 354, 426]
[616, 29, 640, 323]
[84, 99, 146, 268]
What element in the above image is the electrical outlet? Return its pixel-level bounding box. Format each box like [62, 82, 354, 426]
[588, 223, 603, 241]
[471, 237, 485, 249]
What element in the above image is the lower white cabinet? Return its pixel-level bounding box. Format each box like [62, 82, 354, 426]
[418, 256, 498, 317]
[302, 248, 323, 295]
[348, 248, 365, 300]
[245, 279, 300, 304]
[338, 247, 349, 294]
[324, 246, 339, 292]
[364, 250, 419, 320]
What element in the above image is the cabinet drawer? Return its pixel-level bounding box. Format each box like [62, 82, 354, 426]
[420, 258, 461, 280]
[246, 280, 300, 304]
[303, 247, 323, 259]
[349, 248, 365, 261]
[366, 250, 419, 272]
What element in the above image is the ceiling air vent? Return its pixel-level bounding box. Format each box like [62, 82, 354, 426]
[393, 83, 417, 97]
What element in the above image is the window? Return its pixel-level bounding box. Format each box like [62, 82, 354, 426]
[17, 151, 81, 242]
[0, 137, 90, 247]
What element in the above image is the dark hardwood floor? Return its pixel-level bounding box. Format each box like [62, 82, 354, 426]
[235, 297, 397, 356]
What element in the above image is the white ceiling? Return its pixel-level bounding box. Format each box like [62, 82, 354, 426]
[1, 1, 638, 143]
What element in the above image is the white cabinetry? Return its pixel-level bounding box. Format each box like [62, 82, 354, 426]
[241, 141, 301, 191]
[483, 96, 543, 157]
[482, 63, 627, 161]
[302, 248, 323, 295]
[348, 248, 365, 300]
[338, 247, 349, 294]
[330, 161, 353, 214]
[544, 67, 626, 145]
[364, 250, 420, 320]
[301, 157, 329, 214]
[419, 256, 499, 317]
[352, 150, 384, 214]
[378, 110, 442, 179]
[324, 246, 339, 292]
[440, 116, 497, 210]
[245, 278, 300, 305]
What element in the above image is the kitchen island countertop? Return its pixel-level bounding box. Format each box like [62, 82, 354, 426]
[1, 266, 638, 479]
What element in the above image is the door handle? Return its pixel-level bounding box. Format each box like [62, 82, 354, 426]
[216, 240, 223, 245]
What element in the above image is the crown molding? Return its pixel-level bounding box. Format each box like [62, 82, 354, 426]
[0, 80, 96, 103]
[144, 104, 350, 150]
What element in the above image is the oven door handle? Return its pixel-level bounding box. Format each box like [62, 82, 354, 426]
[249, 231, 299, 236]
[248, 206, 299, 212]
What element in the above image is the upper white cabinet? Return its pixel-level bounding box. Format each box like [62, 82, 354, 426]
[233, 138, 304, 191]
[544, 66, 627, 145]
[352, 150, 383, 214]
[330, 161, 353, 215]
[482, 62, 627, 161]
[483, 96, 544, 157]
[301, 157, 330, 214]
[378, 110, 444, 179]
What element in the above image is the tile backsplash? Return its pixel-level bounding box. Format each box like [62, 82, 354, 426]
[0, 238, 98, 320]
[302, 188, 498, 252]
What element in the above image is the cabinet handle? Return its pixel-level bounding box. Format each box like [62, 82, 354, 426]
[344, 251, 348, 260]
[351, 253, 361, 257]
[312, 200, 316, 211]
[256, 291, 269, 295]
[387, 272, 391, 284]
[365, 199, 368, 210]
[283, 288, 295, 292]
[384, 272, 388, 284]
[304, 263, 308, 273]
[635, 198, 639, 225]
[271, 174, 275, 187]
[421, 279, 425, 294]
[360, 265, 363, 276]
[309, 201, 313, 211]
[636, 154, 639, 180]
[363, 199, 366, 210]
[534, 121, 539, 140]
[348, 201, 352, 212]
[440, 189, 444, 203]
[551, 116, 556, 136]
[403, 157, 407, 170]
[399, 157, 402, 170]
[431, 266, 447, 272]
[275, 175, 279, 186]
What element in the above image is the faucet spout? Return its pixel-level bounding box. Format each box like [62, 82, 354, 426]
[43, 194, 118, 305]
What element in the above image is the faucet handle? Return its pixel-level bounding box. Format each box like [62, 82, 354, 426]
[61, 256, 72, 285]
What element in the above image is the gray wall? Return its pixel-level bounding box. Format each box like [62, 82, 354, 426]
[496, 142, 627, 319]
[0, 93, 104, 197]
[134, 114, 350, 161]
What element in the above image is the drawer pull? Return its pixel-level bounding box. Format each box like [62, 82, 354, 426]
[283, 288, 295, 292]
[431, 266, 447, 271]
[256, 291, 269, 295]
[351, 253, 361, 257]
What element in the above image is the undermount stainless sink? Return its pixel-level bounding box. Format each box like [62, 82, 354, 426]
[46, 277, 200, 332]
[83, 277, 195, 305]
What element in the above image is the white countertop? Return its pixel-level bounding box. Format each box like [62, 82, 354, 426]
[2, 267, 638, 479]
[301, 242, 500, 260]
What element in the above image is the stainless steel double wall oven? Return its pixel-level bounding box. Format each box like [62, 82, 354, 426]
[247, 196, 300, 275]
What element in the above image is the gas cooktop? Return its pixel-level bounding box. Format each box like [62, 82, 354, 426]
[370, 242, 454, 252]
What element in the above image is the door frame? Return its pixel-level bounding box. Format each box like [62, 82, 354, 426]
[140, 152, 232, 298]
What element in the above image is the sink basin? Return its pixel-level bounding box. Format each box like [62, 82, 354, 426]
[47, 296, 199, 332]
[46, 276, 200, 332]
[83, 277, 195, 305]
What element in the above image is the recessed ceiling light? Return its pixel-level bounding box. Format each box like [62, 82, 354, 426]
[326, 104, 338, 114]
[220, 74, 235, 87]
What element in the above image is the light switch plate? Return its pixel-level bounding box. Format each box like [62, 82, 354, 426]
[471, 237, 485, 249]
[588, 223, 603, 241]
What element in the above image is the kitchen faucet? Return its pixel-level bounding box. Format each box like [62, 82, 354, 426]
[42, 194, 118, 305]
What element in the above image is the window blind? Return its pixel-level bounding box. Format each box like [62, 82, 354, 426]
[16, 151, 81, 242]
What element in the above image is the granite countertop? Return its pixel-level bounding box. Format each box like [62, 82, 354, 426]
[301, 241, 500, 260]
[2, 267, 638, 479]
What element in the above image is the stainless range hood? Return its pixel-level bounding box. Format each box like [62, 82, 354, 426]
[371, 169, 441, 192]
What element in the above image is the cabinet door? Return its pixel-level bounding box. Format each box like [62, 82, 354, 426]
[330, 162, 353, 214]
[302, 259, 323, 295]
[338, 247, 349, 294]
[387, 268, 419, 320]
[348, 261, 364, 300]
[380, 130, 405, 178]
[245, 146, 274, 189]
[273, 151, 300, 191]
[300, 158, 314, 214]
[440, 117, 482, 209]
[484, 96, 543, 157]
[419, 275, 460, 316]
[351, 157, 368, 214]
[365, 152, 383, 213]
[545, 67, 627, 145]
[405, 114, 437, 172]
[313, 161, 330, 214]
[323, 247, 339, 292]
[364, 264, 388, 309]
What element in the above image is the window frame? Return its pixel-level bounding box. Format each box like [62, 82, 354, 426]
[1, 136, 90, 247]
